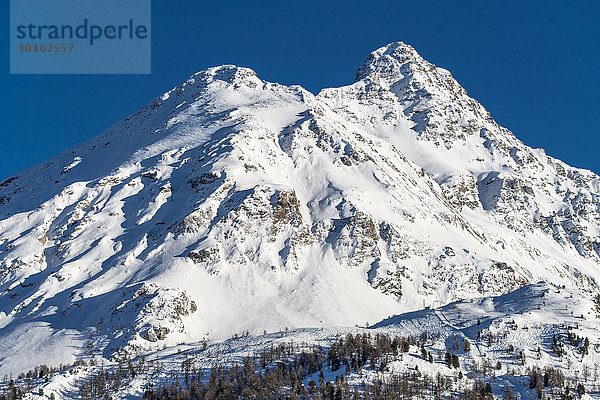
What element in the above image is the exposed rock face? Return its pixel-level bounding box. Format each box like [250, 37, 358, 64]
[441, 175, 480, 211]
[0, 43, 599, 373]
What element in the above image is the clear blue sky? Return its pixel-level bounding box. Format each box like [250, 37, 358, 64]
[1, 1, 599, 180]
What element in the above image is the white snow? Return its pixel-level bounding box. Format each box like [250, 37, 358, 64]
[0, 43, 598, 395]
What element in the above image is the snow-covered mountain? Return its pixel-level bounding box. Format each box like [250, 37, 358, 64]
[0, 42, 599, 377]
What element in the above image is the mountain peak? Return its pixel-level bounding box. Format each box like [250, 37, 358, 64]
[158, 65, 263, 103]
[355, 42, 426, 83]
[193, 65, 261, 86]
[350, 42, 490, 146]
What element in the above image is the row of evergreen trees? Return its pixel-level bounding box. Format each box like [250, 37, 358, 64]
[0, 331, 595, 399]
[139, 333, 468, 400]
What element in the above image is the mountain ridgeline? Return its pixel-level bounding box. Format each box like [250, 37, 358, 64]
[0, 42, 599, 376]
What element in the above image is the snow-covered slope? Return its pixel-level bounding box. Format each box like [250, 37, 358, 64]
[0, 43, 599, 377]
[5, 282, 600, 399]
